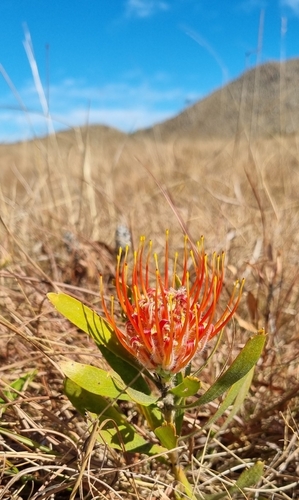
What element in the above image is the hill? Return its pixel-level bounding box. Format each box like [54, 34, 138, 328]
[134, 59, 299, 140]
[1, 59, 299, 153]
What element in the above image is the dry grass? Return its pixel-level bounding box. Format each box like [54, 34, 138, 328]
[1, 124, 299, 499]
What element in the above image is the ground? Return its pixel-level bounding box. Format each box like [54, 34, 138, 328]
[0, 126, 299, 499]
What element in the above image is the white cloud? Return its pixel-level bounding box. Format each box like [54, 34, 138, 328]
[0, 109, 49, 142]
[0, 76, 201, 142]
[0, 106, 174, 142]
[125, 0, 169, 18]
[49, 80, 185, 104]
[55, 106, 174, 132]
[281, 0, 299, 13]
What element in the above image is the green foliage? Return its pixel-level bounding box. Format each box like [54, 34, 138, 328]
[203, 461, 264, 500]
[170, 375, 201, 397]
[184, 333, 266, 409]
[0, 371, 36, 406]
[203, 367, 255, 430]
[64, 378, 165, 455]
[221, 367, 255, 430]
[154, 422, 177, 449]
[60, 359, 158, 405]
[0, 426, 53, 454]
[139, 403, 165, 431]
[48, 292, 265, 497]
[48, 292, 141, 370]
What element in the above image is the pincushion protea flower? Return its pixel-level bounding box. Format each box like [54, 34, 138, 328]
[101, 232, 243, 379]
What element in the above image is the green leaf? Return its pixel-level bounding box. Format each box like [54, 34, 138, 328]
[48, 293, 154, 393]
[60, 360, 129, 400]
[0, 427, 53, 454]
[170, 376, 201, 398]
[203, 461, 264, 500]
[139, 404, 165, 431]
[184, 333, 266, 409]
[60, 360, 158, 406]
[175, 467, 197, 500]
[48, 293, 138, 367]
[97, 344, 151, 395]
[125, 386, 159, 406]
[230, 367, 254, 416]
[234, 461, 264, 489]
[203, 367, 254, 430]
[0, 371, 36, 404]
[154, 423, 177, 450]
[64, 378, 165, 455]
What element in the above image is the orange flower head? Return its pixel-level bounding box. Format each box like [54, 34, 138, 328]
[101, 232, 243, 379]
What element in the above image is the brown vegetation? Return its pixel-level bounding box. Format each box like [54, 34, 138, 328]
[1, 61, 299, 498]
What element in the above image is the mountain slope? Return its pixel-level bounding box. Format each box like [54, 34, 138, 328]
[135, 59, 299, 140]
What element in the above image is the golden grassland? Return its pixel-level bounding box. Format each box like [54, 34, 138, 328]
[0, 126, 299, 499]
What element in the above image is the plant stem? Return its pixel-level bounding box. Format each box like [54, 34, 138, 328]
[163, 393, 197, 500]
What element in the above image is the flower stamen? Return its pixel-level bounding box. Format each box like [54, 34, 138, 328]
[101, 233, 243, 377]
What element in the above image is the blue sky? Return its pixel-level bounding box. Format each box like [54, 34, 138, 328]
[0, 0, 299, 142]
